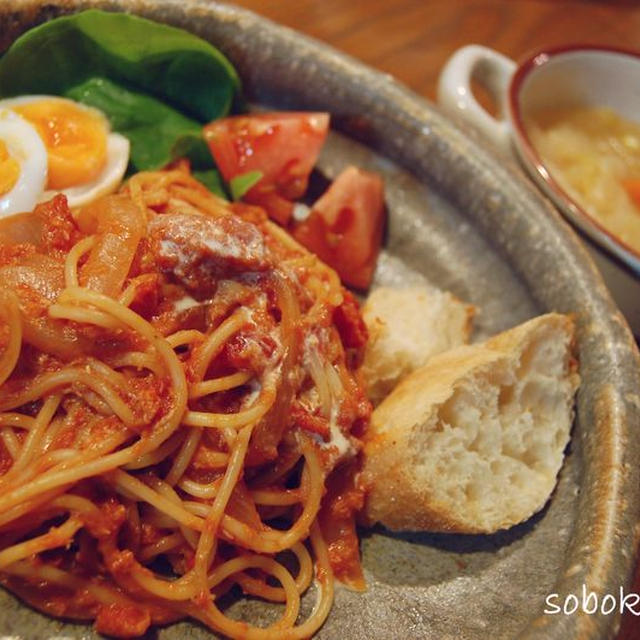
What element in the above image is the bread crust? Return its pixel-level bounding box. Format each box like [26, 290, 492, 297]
[361, 313, 579, 534]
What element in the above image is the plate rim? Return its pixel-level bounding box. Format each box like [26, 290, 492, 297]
[2, 1, 640, 639]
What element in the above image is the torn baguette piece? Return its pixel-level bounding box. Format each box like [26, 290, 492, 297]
[361, 286, 474, 405]
[361, 312, 579, 534]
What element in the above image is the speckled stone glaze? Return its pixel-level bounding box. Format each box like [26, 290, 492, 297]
[1, 1, 640, 639]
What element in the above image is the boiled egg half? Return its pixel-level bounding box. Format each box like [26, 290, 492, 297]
[0, 108, 48, 217]
[0, 95, 129, 216]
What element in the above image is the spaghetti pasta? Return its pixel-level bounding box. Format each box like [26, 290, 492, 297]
[0, 166, 371, 638]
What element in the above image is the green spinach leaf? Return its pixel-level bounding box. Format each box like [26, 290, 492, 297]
[229, 171, 263, 201]
[66, 77, 211, 172]
[0, 9, 239, 121]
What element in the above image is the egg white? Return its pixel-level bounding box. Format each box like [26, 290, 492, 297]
[0, 108, 48, 218]
[0, 95, 130, 208]
[40, 132, 130, 207]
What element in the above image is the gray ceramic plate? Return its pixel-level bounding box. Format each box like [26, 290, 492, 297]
[1, 1, 640, 639]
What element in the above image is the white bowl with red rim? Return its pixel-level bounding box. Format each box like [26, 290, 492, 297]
[437, 43, 640, 334]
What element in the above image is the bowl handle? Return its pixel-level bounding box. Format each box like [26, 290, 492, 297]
[437, 44, 517, 154]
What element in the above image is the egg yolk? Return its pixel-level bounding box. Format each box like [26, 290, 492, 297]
[0, 141, 20, 196]
[13, 100, 107, 190]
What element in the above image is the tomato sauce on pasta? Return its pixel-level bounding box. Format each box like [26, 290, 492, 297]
[0, 165, 371, 638]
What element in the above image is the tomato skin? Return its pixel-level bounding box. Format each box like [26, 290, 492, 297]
[292, 166, 385, 289]
[203, 112, 329, 224]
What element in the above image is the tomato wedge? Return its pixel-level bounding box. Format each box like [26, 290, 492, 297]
[203, 112, 329, 225]
[292, 166, 385, 289]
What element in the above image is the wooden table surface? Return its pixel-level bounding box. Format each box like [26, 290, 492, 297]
[229, 1, 640, 638]
[231, 0, 640, 102]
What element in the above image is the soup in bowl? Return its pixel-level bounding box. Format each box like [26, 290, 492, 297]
[438, 44, 640, 333]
